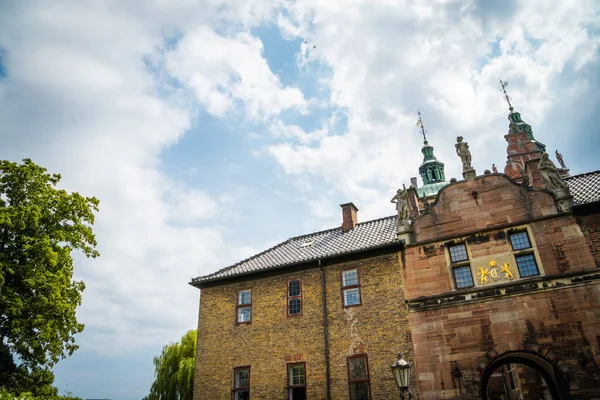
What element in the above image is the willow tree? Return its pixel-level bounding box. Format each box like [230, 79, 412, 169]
[149, 329, 197, 400]
[0, 159, 99, 396]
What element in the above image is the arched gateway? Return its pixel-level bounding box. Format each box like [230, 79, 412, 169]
[476, 350, 570, 400]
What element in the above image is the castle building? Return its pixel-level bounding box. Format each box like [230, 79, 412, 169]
[190, 97, 600, 399]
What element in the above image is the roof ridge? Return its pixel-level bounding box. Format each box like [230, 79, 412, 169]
[565, 170, 600, 180]
[289, 214, 397, 242]
[196, 238, 292, 281]
[195, 214, 398, 281]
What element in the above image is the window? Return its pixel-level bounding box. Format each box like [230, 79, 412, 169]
[347, 355, 370, 400]
[233, 367, 250, 400]
[341, 269, 361, 307]
[287, 363, 306, 400]
[448, 243, 474, 289]
[237, 290, 251, 324]
[509, 231, 540, 278]
[288, 279, 302, 316]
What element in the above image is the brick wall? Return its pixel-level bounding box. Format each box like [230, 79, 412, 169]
[194, 253, 414, 399]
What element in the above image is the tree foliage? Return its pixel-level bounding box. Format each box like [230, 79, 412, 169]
[149, 329, 197, 400]
[0, 159, 99, 395]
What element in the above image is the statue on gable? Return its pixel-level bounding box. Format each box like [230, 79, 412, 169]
[538, 152, 568, 191]
[555, 150, 567, 169]
[391, 185, 411, 222]
[455, 136, 472, 171]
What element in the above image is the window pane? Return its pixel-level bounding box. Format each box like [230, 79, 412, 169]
[510, 231, 532, 250]
[453, 266, 474, 288]
[350, 382, 369, 400]
[238, 290, 251, 305]
[449, 244, 468, 263]
[348, 357, 368, 380]
[288, 279, 301, 297]
[237, 307, 251, 323]
[235, 369, 249, 389]
[342, 269, 359, 287]
[516, 254, 539, 277]
[288, 298, 301, 315]
[235, 391, 249, 400]
[343, 288, 361, 306]
[289, 364, 305, 386]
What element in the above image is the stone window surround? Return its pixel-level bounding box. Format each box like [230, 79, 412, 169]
[443, 225, 545, 291]
[236, 289, 252, 325]
[287, 278, 303, 317]
[341, 267, 362, 308]
[347, 354, 371, 400]
[447, 243, 475, 289]
[233, 365, 250, 399]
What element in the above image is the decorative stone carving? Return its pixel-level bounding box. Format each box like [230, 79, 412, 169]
[455, 136, 472, 170]
[555, 150, 566, 169]
[391, 186, 411, 222]
[456, 136, 476, 180]
[538, 153, 568, 191]
[492, 164, 498, 173]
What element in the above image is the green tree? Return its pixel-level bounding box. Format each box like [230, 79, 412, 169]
[149, 329, 197, 400]
[0, 159, 99, 395]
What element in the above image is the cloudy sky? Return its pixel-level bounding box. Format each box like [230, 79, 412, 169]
[0, 0, 599, 398]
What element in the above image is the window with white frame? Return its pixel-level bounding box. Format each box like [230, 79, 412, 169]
[341, 269, 361, 307]
[233, 366, 250, 399]
[237, 289, 252, 324]
[288, 279, 302, 316]
[287, 363, 306, 399]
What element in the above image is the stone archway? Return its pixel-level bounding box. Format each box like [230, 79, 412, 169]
[473, 347, 571, 400]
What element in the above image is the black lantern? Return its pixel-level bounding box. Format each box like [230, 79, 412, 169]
[391, 352, 413, 400]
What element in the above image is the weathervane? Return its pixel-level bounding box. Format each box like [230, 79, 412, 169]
[417, 109, 427, 143]
[499, 78, 513, 112]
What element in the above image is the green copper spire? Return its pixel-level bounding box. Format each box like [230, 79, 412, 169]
[416, 110, 446, 185]
[500, 78, 546, 152]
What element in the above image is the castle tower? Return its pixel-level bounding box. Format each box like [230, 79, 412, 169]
[500, 80, 546, 186]
[408, 111, 449, 213]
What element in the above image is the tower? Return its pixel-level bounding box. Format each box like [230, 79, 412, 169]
[412, 111, 448, 202]
[500, 79, 546, 185]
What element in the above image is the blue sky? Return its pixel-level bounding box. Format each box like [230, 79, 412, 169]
[0, 1, 599, 399]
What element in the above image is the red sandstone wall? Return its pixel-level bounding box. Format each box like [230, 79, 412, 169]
[409, 284, 600, 399]
[413, 175, 557, 243]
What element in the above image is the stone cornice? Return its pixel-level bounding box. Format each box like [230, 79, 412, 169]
[407, 269, 600, 312]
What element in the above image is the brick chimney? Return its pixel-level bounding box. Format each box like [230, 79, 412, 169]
[340, 202, 359, 231]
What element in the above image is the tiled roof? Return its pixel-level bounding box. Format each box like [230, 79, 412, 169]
[191, 215, 399, 284]
[191, 170, 600, 285]
[565, 170, 600, 205]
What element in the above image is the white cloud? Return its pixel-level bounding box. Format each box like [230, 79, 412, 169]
[266, 0, 600, 211]
[165, 26, 306, 119]
[0, 0, 287, 359]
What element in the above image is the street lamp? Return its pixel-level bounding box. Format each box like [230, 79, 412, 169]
[391, 352, 413, 400]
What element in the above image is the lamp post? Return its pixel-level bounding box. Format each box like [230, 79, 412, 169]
[391, 352, 413, 400]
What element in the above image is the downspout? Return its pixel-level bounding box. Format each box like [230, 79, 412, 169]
[319, 259, 332, 400]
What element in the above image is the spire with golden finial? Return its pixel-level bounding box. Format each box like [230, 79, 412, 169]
[417, 109, 427, 143]
[499, 78, 513, 112]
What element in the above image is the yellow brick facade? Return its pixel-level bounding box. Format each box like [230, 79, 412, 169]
[194, 253, 415, 399]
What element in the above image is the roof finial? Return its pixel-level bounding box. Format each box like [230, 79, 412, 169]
[499, 78, 514, 112]
[417, 109, 427, 143]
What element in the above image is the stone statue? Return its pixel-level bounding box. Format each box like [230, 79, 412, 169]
[391, 186, 410, 221]
[492, 164, 498, 173]
[555, 150, 566, 169]
[539, 153, 567, 190]
[455, 136, 472, 170]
